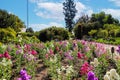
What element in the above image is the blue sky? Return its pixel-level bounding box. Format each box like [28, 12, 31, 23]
[0, 0, 120, 31]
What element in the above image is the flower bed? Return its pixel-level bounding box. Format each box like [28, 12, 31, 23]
[0, 40, 120, 80]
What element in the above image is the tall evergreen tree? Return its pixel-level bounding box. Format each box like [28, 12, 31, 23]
[63, 0, 77, 32]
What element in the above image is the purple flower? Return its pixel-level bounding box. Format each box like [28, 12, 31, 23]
[64, 51, 73, 60]
[117, 45, 120, 54]
[20, 69, 27, 76]
[17, 69, 31, 80]
[16, 49, 22, 54]
[87, 71, 98, 80]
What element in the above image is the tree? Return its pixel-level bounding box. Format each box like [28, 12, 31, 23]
[63, 0, 77, 32]
[26, 27, 34, 33]
[0, 9, 25, 32]
[74, 11, 120, 38]
[76, 14, 89, 24]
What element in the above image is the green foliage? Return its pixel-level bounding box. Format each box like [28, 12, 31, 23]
[74, 11, 120, 39]
[63, 0, 77, 32]
[116, 60, 120, 75]
[103, 24, 120, 37]
[73, 24, 83, 39]
[26, 27, 34, 33]
[95, 54, 109, 79]
[0, 28, 16, 43]
[88, 30, 97, 37]
[95, 37, 120, 45]
[97, 29, 108, 38]
[14, 33, 40, 45]
[0, 9, 25, 32]
[38, 26, 69, 42]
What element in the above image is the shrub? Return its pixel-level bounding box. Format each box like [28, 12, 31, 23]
[97, 29, 108, 38]
[88, 30, 97, 38]
[38, 26, 69, 42]
[0, 27, 16, 43]
[73, 24, 82, 39]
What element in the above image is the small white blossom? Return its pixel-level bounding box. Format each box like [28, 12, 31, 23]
[104, 75, 110, 80]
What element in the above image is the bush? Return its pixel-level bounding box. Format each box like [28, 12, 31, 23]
[88, 30, 97, 37]
[38, 26, 69, 42]
[97, 29, 108, 38]
[73, 24, 82, 39]
[0, 27, 16, 43]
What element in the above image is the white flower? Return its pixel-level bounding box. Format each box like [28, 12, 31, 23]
[66, 65, 74, 75]
[50, 58, 53, 62]
[104, 69, 120, 80]
[61, 66, 65, 71]
[110, 69, 116, 78]
[90, 58, 99, 67]
[56, 68, 61, 74]
[94, 58, 99, 66]
[104, 75, 110, 80]
[114, 73, 120, 80]
[106, 71, 110, 75]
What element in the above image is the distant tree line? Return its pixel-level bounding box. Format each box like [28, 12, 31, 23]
[74, 12, 120, 39]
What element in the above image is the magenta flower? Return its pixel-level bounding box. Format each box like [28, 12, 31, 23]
[87, 71, 98, 80]
[0, 54, 3, 58]
[80, 62, 93, 75]
[116, 45, 120, 54]
[3, 51, 11, 59]
[18, 69, 31, 80]
[77, 52, 84, 59]
[31, 50, 37, 55]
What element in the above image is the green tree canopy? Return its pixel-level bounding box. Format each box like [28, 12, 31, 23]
[74, 11, 120, 39]
[0, 9, 25, 32]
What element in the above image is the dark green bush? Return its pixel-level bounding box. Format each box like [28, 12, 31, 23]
[38, 26, 69, 42]
[73, 24, 83, 39]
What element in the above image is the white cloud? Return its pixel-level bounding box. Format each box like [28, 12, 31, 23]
[109, 0, 120, 6]
[102, 8, 120, 20]
[35, 1, 92, 21]
[36, 2, 63, 20]
[29, 22, 64, 31]
[75, 2, 93, 20]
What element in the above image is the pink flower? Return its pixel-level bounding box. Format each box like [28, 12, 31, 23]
[45, 53, 49, 59]
[56, 46, 59, 51]
[64, 51, 73, 60]
[80, 62, 93, 75]
[0, 54, 3, 58]
[77, 52, 87, 60]
[3, 51, 11, 59]
[49, 49, 54, 55]
[31, 50, 37, 55]
[77, 52, 84, 59]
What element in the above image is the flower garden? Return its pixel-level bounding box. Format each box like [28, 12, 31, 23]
[0, 39, 120, 80]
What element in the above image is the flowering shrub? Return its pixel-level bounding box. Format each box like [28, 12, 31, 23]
[0, 55, 12, 79]
[0, 39, 120, 80]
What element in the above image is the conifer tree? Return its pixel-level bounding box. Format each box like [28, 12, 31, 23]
[63, 0, 77, 32]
